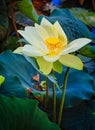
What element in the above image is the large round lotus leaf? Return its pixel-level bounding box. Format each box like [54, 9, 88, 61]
[0, 50, 94, 108]
[55, 67, 94, 108]
[38, 8, 90, 41]
[0, 94, 60, 130]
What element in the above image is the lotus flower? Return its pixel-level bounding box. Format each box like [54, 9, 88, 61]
[14, 18, 91, 75]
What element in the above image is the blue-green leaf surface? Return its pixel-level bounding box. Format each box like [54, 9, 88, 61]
[61, 100, 95, 130]
[47, 67, 94, 108]
[38, 8, 90, 41]
[0, 51, 94, 108]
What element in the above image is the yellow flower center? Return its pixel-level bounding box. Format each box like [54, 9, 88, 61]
[45, 37, 66, 57]
[46, 37, 60, 45]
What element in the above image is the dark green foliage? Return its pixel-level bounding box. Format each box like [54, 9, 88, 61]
[0, 1, 8, 29]
[5, 36, 19, 51]
[0, 0, 8, 42]
[61, 100, 95, 130]
[0, 26, 7, 42]
[79, 44, 95, 58]
[70, 8, 95, 27]
[16, 0, 39, 23]
[0, 94, 60, 130]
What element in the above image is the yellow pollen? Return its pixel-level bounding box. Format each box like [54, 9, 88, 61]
[46, 37, 59, 45]
[45, 37, 66, 57]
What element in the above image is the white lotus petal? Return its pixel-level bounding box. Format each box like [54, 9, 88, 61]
[18, 28, 48, 51]
[35, 23, 49, 40]
[41, 18, 58, 38]
[18, 30, 35, 44]
[51, 25, 58, 37]
[43, 54, 60, 62]
[24, 26, 41, 40]
[62, 38, 91, 55]
[54, 21, 67, 44]
[14, 47, 23, 54]
[26, 28, 48, 51]
[45, 25, 58, 38]
[41, 18, 53, 27]
[22, 45, 45, 56]
[21, 26, 44, 43]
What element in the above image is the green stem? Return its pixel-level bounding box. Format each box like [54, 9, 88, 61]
[44, 77, 49, 110]
[52, 79, 56, 122]
[58, 67, 70, 126]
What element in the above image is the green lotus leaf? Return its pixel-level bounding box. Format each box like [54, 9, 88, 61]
[0, 94, 60, 130]
[16, 0, 39, 23]
[0, 50, 94, 108]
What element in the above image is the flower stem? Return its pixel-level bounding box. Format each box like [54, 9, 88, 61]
[58, 67, 70, 126]
[44, 77, 49, 110]
[52, 77, 56, 122]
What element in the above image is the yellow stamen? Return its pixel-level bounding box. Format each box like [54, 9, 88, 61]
[46, 37, 59, 45]
[45, 37, 66, 57]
